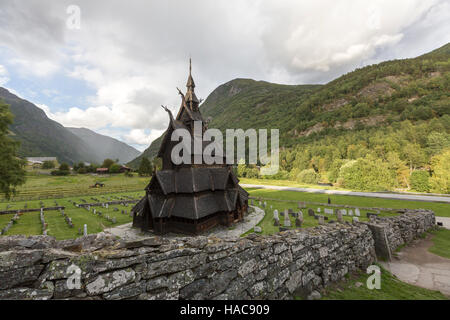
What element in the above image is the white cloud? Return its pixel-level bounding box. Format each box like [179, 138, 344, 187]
[0, 64, 9, 85]
[124, 129, 166, 146]
[2, 0, 449, 149]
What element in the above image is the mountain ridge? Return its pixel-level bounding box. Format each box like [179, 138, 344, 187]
[0, 87, 140, 165]
[128, 42, 450, 168]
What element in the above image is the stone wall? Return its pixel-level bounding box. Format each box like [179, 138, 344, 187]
[0, 209, 435, 300]
[364, 209, 436, 259]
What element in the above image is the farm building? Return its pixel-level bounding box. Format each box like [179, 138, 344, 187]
[132, 61, 248, 235]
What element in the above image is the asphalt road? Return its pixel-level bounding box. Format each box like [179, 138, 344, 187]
[241, 184, 450, 204]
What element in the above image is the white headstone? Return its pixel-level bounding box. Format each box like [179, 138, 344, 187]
[348, 209, 353, 216]
[298, 210, 304, 223]
[324, 208, 333, 215]
[341, 209, 347, 215]
[83, 224, 87, 236]
[352, 217, 359, 223]
[318, 215, 325, 225]
[355, 208, 360, 216]
[284, 215, 291, 227]
[273, 210, 279, 220]
[337, 210, 343, 223]
[317, 207, 321, 213]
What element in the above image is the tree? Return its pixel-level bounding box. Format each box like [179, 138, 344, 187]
[410, 170, 430, 192]
[429, 149, 450, 194]
[102, 158, 115, 169]
[337, 156, 396, 191]
[42, 160, 55, 169]
[59, 163, 70, 172]
[138, 157, 152, 176]
[109, 163, 121, 174]
[296, 169, 319, 184]
[0, 101, 26, 198]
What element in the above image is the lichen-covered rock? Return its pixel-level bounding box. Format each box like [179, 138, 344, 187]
[0, 209, 434, 300]
[86, 268, 136, 295]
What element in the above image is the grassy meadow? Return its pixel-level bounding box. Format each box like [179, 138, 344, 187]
[0, 172, 448, 240]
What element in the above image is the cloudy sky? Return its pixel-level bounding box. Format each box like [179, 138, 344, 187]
[0, 0, 449, 151]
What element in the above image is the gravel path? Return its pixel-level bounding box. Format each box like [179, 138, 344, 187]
[241, 184, 450, 203]
[381, 236, 450, 297]
[103, 205, 266, 240]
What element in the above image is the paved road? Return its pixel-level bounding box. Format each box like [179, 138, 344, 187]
[241, 184, 450, 204]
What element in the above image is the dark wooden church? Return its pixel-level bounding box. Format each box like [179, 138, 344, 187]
[132, 60, 249, 235]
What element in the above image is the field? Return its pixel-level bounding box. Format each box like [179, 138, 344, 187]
[0, 190, 145, 239]
[0, 172, 449, 240]
[0, 171, 149, 201]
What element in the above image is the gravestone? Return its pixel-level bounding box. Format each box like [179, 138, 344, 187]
[348, 209, 353, 216]
[327, 197, 331, 204]
[273, 210, 279, 220]
[355, 208, 361, 216]
[295, 210, 303, 227]
[341, 209, 347, 215]
[93, 209, 96, 215]
[106, 203, 109, 209]
[317, 207, 321, 213]
[250, 199, 254, 206]
[83, 224, 88, 236]
[284, 215, 291, 227]
[318, 215, 325, 225]
[284, 209, 288, 218]
[270, 205, 272, 209]
[308, 208, 315, 217]
[254, 226, 262, 233]
[263, 202, 267, 208]
[324, 208, 333, 215]
[367, 212, 379, 219]
[352, 217, 359, 223]
[273, 218, 280, 226]
[337, 210, 343, 223]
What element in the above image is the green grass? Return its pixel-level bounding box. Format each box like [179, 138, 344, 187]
[247, 188, 450, 217]
[244, 194, 399, 236]
[0, 190, 144, 240]
[320, 265, 448, 300]
[429, 228, 450, 259]
[0, 172, 149, 202]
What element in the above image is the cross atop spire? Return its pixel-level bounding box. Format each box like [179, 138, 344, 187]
[185, 58, 198, 107]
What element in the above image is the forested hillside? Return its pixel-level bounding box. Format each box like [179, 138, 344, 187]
[130, 43, 450, 193]
[0, 87, 99, 165]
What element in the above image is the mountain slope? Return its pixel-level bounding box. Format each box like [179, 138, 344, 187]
[67, 127, 141, 164]
[0, 87, 99, 164]
[128, 42, 450, 168]
[128, 80, 320, 167]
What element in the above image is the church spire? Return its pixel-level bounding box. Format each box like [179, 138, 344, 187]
[185, 58, 199, 108]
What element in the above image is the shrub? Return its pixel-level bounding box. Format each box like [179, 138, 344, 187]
[338, 156, 396, 191]
[109, 164, 121, 174]
[410, 170, 430, 192]
[42, 161, 55, 169]
[51, 170, 70, 176]
[296, 169, 319, 184]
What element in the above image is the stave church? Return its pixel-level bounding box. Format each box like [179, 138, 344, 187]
[132, 60, 249, 235]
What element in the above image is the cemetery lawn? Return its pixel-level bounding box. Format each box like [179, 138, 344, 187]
[247, 188, 450, 217]
[428, 228, 450, 259]
[0, 172, 149, 202]
[320, 265, 448, 300]
[0, 190, 145, 240]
